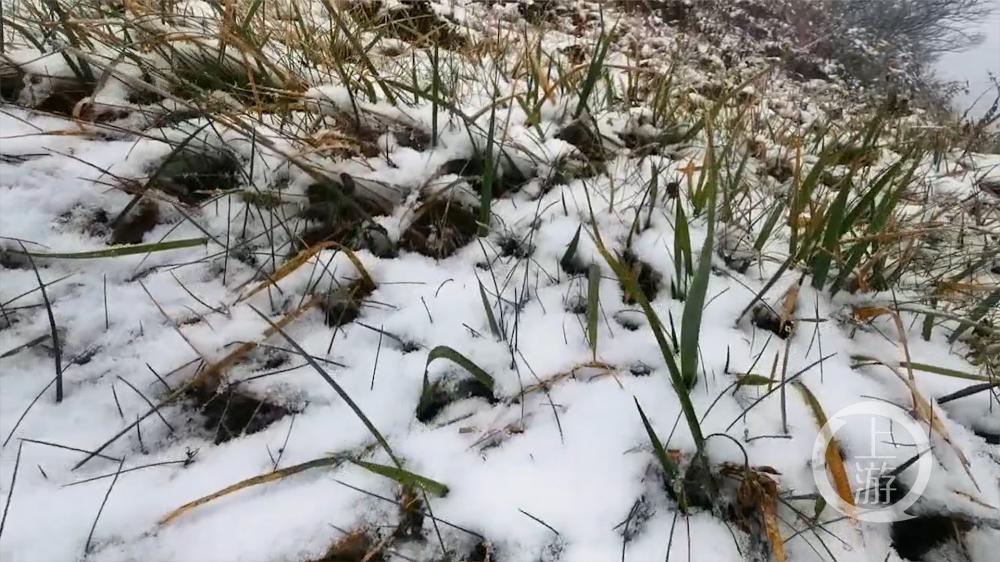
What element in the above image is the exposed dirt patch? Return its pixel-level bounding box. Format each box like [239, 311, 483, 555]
[150, 148, 242, 204]
[189, 386, 292, 445]
[619, 251, 662, 304]
[400, 194, 480, 259]
[891, 513, 973, 561]
[310, 529, 385, 562]
[110, 199, 161, 245]
[416, 377, 496, 423]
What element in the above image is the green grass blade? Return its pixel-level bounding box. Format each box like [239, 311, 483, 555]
[560, 224, 582, 273]
[810, 175, 853, 289]
[852, 356, 993, 382]
[736, 374, 774, 387]
[635, 399, 683, 507]
[947, 289, 1000, 344]
[902, 361, 991, 382]
[478, 281, 501, 339]
[679, 120, 718, 390]
[587, 264, 600, 360]
[754, 203, 785, 252]
[6, 238, 207, 259]
[573, 28, 613, 118]
[673, 200, 692, 298]
[789, 152, 835, 257]
[350, 459, 449, 497]
[478, 85, 499, 236]
[424, 346, 495, 391]
[597, 245, 705, 453]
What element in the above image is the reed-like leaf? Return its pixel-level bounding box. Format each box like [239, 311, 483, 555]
[679, 119, 718, 390]
[423, 346, 495, 392]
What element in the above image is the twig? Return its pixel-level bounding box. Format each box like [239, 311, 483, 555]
[3, 376, 56, 447]
[17, 438, 121, 463]
[518, 508, 560, 536]
[116, 376, 175, 434]
[17, 241, 62, 402]
[84, 458, 125, 555]
[272, 414, 295, 471]
[370, 326, 383, 391]
[0, 441, 24, 543]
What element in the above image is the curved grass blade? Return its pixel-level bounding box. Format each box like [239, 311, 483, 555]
[793, 380, 855, 517]
[560, 224, 583, 273]
[478, 281, 500, 339]
[423, 346, 495, 392]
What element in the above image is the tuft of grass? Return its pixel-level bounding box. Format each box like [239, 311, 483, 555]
[635, 399, 685, 509]
[573, 16, 614, 119]
[595, 236, 705, 456]
[679, 120, 718, 390]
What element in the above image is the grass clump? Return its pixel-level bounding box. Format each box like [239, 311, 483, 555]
[2, 1, 998, 560]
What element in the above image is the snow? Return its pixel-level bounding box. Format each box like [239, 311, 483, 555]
[2, 99, 997, 560]
[1, 1, 998, 561]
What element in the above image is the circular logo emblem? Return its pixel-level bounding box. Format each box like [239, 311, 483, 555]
[811, 401, 933, 523]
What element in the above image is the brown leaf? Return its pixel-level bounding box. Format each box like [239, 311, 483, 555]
[739, 471, 786, 562]
[794, 381, 856, 519]
[855, 307, 981, 492]
[160, 454, 347, 526]
[778, 276, 803, 336]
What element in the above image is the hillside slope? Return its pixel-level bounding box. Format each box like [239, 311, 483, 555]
[0, 2, 998, 561]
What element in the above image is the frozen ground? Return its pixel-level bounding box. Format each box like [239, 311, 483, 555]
[1, 1, 999, 562]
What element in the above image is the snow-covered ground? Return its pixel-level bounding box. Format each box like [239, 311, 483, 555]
[1, 2, 998, 561]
